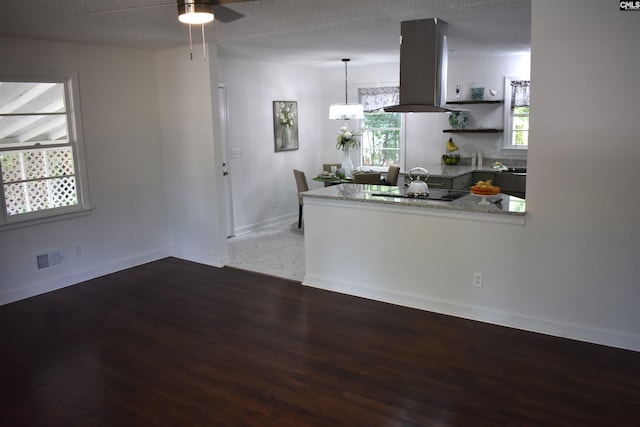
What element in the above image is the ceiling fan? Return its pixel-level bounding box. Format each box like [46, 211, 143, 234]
[88, 0, 259, 59]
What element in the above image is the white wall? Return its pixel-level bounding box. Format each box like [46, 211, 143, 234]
[0, 38, 170, 304]
[217, 58, 324, 233]
[303, 0, 640, 351]
[156, 45, 228, 266]
[524, 0, 639, 345]
[447, 54, 530, 160]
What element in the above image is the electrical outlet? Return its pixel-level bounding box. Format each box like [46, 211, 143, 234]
[74, 245, 82, 257]
[473, 272, 483, 288]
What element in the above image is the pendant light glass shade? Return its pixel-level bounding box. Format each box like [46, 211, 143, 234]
[329, 59, 364, 120]
[329, 103, 364, 120]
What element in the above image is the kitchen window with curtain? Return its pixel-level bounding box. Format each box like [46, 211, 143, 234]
[0, 69, 91, 229]
[358, 86, 403, 170]
[503, 78, 530, 149]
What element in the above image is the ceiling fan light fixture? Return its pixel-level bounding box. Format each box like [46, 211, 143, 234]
[178, 1, 214, 25]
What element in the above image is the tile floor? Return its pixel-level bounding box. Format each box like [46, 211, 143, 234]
[227, 221, 305, 282]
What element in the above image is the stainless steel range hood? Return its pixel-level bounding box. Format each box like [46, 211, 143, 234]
[384, 18, 449, 113]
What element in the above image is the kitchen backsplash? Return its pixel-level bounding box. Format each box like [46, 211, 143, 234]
[457, 157, 527, 168]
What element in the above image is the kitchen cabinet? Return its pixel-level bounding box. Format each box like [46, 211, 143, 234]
[494, 172, 526, 199]
[472, 171, 497, 184]
[427, 172, 473, 190]
[444, 100, 503, 133]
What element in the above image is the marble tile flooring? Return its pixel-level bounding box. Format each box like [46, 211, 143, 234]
[227, 221, 305, 282]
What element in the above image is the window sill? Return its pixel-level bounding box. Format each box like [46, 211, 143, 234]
[360, 166, 392, 173]
[0, 206, 94, 232]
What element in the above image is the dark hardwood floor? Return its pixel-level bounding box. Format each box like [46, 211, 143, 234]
[1, 257, 639, 426]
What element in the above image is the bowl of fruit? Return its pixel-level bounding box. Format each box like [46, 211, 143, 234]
[442, 154, 460, 165]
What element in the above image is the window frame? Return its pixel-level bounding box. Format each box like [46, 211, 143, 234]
[357, 85, 405, 172]
[360, 111, 404, 172]
[0, 68, 92, 230]
[502, 76, 530, 151]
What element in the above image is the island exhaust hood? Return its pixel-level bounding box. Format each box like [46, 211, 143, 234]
[384, 18, 449, 113]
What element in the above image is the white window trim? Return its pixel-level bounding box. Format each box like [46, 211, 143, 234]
[355, 83, 405, 172]
[359, 114, 405, 172]
[0, 68, 92, 231]
[502, 76, 529, 151]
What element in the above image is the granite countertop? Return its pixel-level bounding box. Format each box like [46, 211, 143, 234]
[303, 183, 526, 216]
[403, 164, 499, 178]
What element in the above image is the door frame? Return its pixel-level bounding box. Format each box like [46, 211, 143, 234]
[218, 83, 235, 237]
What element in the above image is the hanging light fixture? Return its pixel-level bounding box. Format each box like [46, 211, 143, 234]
[177, 0, 214, 60]
[329, 59, 364, 120]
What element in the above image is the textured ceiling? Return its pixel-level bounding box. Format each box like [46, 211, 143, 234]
[0, 0, 531, 67]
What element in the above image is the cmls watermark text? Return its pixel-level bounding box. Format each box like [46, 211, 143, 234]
[620, 1, 640, 10]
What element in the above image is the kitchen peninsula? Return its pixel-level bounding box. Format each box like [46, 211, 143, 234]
[303, 183, 525, 221]
[301, 181, 527, 335]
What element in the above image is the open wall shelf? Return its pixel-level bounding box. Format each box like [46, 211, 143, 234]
[443, 129, 503, 133]
[446, 100, 504, 105]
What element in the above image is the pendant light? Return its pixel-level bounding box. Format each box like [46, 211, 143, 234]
[178, 1, 214, 60]
[329, 59, 364, 120]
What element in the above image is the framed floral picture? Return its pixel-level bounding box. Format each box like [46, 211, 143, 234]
[273, 101, 298, 152]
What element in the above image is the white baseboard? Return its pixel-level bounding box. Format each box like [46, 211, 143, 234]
[170, 248, 231, 268]
[302, 273, 640, 353]
[0, 249, 170, 306]
[233, 213, 297, 236]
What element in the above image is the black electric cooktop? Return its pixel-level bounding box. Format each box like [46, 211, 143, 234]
[371, 188, 469, 201]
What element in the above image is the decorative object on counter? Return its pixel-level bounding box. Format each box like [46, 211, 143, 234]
[455, 84, 461, 102]
[471, 87, 485, 101]
[406, 167, 430, 197]
[485, 158, 527, 169]
[448, 111, 469, 129]
[489, 89, 498, 97]
[273, 101, 298, 152]
[492, 161, 508, 171]
[336, 125, 360, 178]
[336, 125, 360, 150]
[446, 138, 459, 153]
[442, 153, 460, 165]
[442, 137, 460, 164]
[329, 59, 364, 120]
[341, 149, 353, 178]
[470, 179, 500, 205]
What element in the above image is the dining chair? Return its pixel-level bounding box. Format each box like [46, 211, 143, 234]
[323, 163, 341, 173]
[293, 169, 309, 229]
[354, 172, 381, 184]
[383, 166, 400, 186]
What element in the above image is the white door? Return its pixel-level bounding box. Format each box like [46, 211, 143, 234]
[218, 84, 235, 237]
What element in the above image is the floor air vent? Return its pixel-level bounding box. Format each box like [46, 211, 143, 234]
[35, 248, 64, 271]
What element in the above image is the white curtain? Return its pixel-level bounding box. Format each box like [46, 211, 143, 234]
[511, 80, 530, 107]
[358, 87, 399, 112]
